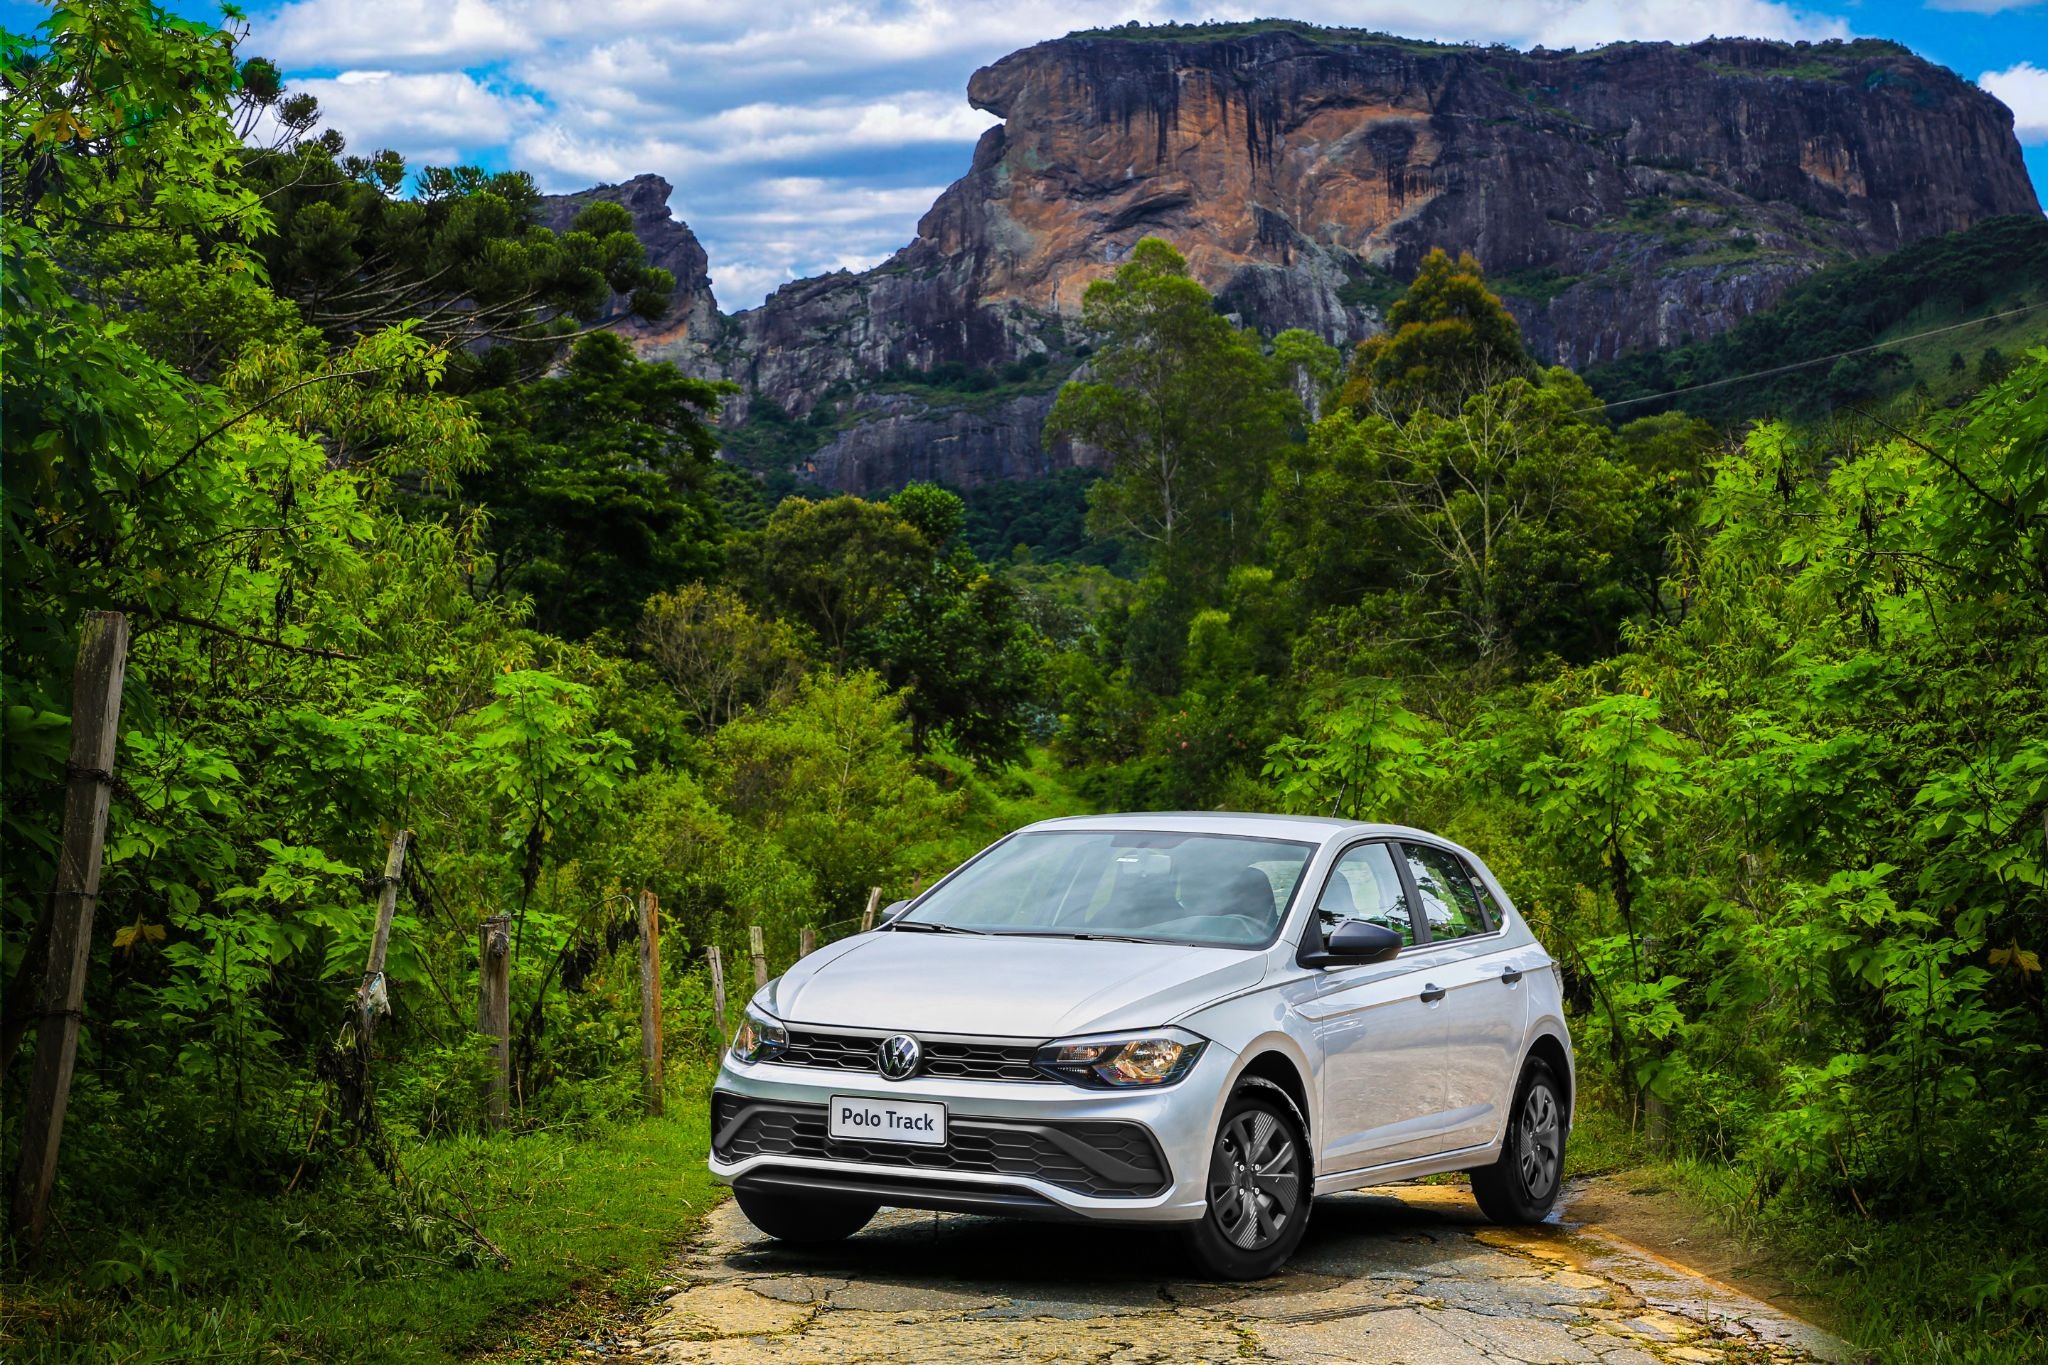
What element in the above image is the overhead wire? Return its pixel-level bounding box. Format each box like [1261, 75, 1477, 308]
[1570, 299, 2047, 416]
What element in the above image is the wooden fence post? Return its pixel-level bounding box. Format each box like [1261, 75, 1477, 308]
[749, 925, 767, 989]
[705, 946, 728, 1048]
[478, 914, 510, 1130]
[359, 829, 413, 1043]
[9, 612, 128, 1249]
[798, 926, 816, 958]
[638, 891, 663, 1118]
[860, 886, 881, 932]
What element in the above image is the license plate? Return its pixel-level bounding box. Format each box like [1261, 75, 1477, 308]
[828, 1095, 946, 1146]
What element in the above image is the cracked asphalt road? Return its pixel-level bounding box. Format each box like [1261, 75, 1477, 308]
[615, 1183, 1844, 1364]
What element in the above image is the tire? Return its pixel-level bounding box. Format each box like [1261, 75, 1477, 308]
[1471, 1057, 1567, 1225]
[733, 1185, 878, 1243]
[1184, 1085, 1312, 1280]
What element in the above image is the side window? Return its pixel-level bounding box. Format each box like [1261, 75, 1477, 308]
[1316, 843, 1415, 948]
[1403, 843, 1489, 941]
[1463, 857, 1502, 932]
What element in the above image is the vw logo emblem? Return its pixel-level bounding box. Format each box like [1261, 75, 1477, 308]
[876, 1034, 922, 1081]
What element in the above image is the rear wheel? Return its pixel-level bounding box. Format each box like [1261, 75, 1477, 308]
[733, 1185, 877, 1243]
[1184, 1086, 1310, 1280]
[1471, 1058, 1566, 1224]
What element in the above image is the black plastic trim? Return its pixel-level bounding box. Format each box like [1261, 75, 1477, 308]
[711, 1094, 1171, 1197]
[734, 1167, 1076, 1220]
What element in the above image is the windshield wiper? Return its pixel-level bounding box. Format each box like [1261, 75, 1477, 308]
[883, 920, 988, 935]
[994, 930, 1157, 944]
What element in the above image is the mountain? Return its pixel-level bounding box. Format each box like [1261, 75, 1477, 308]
[1583, 214, 2048, 424]
[545, 22, 2039, 493]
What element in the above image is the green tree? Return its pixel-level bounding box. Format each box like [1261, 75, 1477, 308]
[711, 672, 957, 909]
[1045, 238, 1296, 597]
[1339, 248, 1529, 416]
[868, 485, 1045, 765]
[461, 331, 728, 638]
[1264, 679, 1442, 823]
[1270, 368, 1650, 669]
[636, 583, 807, 732]
[239, 114, 676, 384]
[732, 494, 930, 664]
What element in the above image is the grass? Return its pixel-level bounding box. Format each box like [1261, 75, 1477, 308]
[1871, 296, 2048, 408]
[1336, 272, 1406, 313]
[1565, 1105, 2048, 1365]
[1, 1100, 724, 1364]
[1069, 19, 1465, 54]
[1493, 267, 1583, 305]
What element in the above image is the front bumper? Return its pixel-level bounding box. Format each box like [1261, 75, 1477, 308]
[707, 1044, 1232, 1224]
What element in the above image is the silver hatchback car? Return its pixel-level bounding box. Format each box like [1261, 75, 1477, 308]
[709, 812, 1573, 1278]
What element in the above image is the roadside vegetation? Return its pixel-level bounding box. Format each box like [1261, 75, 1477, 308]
[3, 5, 2042, 1362]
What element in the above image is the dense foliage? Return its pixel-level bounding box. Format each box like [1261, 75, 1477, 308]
[0, 0, 1051, 1284]
[4, 4, 2044, 1360]
[1585, 214, 2048, 425]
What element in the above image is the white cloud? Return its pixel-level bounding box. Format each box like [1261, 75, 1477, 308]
[248, 0, 1864, 305]
[294, 70, 545, 163]
[1929, 0, 2042, 13]
[1524, 0, 1846, 47]
[1982, 62, 2048, 142]
[258, 0, 536, 67]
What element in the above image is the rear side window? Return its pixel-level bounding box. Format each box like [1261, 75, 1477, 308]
[1464, 858, 1504, 930]
[1402, 843, 1489, 942]
[1316, 842, 1415, 948]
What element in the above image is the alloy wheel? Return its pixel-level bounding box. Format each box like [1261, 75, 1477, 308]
[1207, 1107, 1301, 1250]
[1518, 1082, 1561, 1200]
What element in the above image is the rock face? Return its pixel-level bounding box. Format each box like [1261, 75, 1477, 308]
[558, 25, 2039, 492]
[536, 173, 725, 373]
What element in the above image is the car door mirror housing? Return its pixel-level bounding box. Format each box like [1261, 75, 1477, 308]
[880, 899, 912, 923]
[1301, 920, 1404, 968]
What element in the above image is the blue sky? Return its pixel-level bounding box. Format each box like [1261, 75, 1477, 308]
[8, 1, 2044, 307]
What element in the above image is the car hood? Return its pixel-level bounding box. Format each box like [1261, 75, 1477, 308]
[763, 931, 1267, 1039]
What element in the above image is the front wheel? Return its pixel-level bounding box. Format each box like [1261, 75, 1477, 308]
[733, 1185, 877, 1243]
[1471, 1058, 1566, 1224]
[1184, 1086, 1311, 1280]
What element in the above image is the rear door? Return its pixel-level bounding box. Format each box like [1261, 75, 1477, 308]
[1292, 841, 1448, 1171]
[1401, 842, 1527, 1153]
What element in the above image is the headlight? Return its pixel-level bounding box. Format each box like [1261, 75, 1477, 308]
[1034, 1028, 1207, 1087]
[731, 1008, 788, 1064]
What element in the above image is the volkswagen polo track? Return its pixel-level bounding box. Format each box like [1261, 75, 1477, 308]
[707, 812, 1573, 1279]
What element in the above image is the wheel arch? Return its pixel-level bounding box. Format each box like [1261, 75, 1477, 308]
[1225, 1043, 1315, 1163]
[1523, 1029, 1574, 1127]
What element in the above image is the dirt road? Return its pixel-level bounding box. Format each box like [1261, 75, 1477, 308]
[614, 1183, 1844, 1363]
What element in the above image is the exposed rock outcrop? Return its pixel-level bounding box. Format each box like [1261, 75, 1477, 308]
[553, 24, 2040, 491]
[537, 173, 726, 374]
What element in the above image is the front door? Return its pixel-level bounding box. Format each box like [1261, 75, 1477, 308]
[1292, 841, 1447, 1171]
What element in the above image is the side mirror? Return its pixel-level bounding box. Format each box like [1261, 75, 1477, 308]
[1301, 920, 1404, 968]
[879, 899, 912, 924]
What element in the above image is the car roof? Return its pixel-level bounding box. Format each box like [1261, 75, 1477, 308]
[1019, 811, 1441, 848]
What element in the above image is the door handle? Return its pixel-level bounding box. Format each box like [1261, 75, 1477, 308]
[1501, 967, 1523, 985]
[1419, 983, 1446, 1004]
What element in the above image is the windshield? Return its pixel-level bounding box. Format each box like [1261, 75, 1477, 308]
[900, 831, 1316, 948]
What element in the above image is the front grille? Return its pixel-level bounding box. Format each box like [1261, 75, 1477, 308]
[782, 1030, 1051, 1083]
[712, 1094, 1170, 1198]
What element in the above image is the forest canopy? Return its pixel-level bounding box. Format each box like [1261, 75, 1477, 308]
[2, 4, 2044, 1361]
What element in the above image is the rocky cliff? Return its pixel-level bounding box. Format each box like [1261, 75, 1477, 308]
[549, 23, 2039, 492]
[537, 173, 725, 372]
